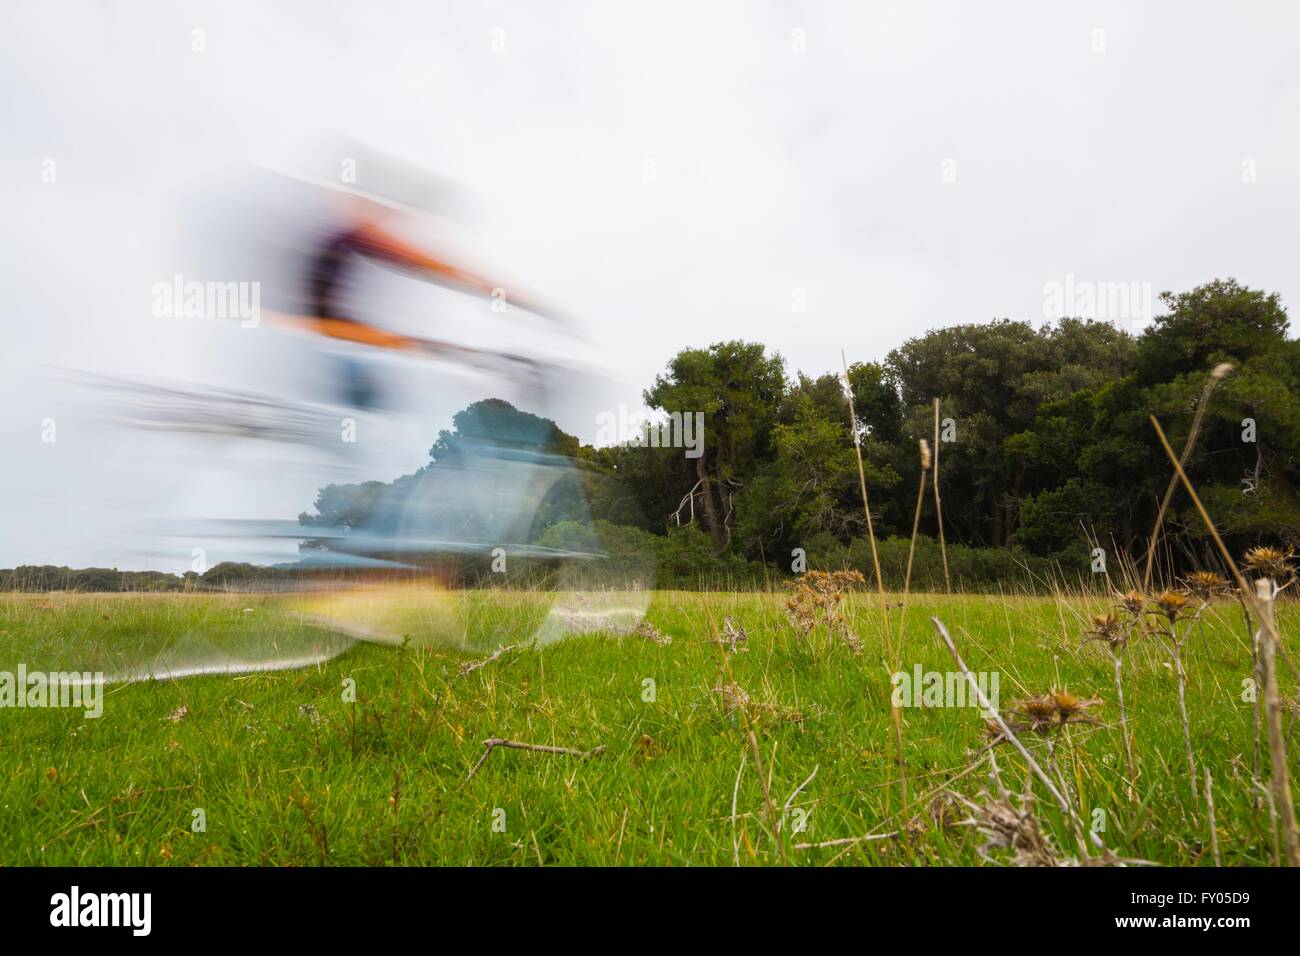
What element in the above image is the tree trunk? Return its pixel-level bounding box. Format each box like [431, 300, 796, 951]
[989, 486, 1004, 548]
[695, 452, 727, 552]
[1006, 466, 1025, 546]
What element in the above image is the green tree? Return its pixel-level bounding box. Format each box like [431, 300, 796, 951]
[888, 318, 1134, 547]
[1010, 280, 1299, 564]
[643, 341, 787, 551]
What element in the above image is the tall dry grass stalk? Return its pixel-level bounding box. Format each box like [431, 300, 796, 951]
[896, 439, 931, 644]
[841, 353, 888, 614]
[841, 352, 906, 809]
[932, 398, 952, 595]
[903, 439, 930, 600]
[1149, 413, 1300, 866]
[1141, 363, 1232, 592]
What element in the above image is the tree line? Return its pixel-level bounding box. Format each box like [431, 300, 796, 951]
[298, 277, 1299, 590]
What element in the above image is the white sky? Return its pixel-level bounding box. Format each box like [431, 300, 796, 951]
[3, 0, 1298, 568]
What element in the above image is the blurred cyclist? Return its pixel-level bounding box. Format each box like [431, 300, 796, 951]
[288, 145, 567, 410]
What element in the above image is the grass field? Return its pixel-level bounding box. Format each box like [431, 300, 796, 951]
[0, 588, 1293, 866]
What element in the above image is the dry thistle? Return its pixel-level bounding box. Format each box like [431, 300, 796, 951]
[1182, 571, 1229, 600]
[712, 676, 805, 724]
[783, 570, 865, 652]
[1153, 589, 1189, 622]
[1084, 612, 1127, 651]
[1050, 689, 1099, 723]
[633, 620, 673, 646]
[717, 617, 748, 653]
[715, 677, 752, 715]
[1117, 590, 1145, 617]
[1002, 690, 1102, 735]
[1015, 697, 1061, 733]
[966, 788, 1062, 867]
[1243, 546, 1295, 580]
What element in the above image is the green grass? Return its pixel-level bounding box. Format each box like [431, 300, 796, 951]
[0, 588, 1292, 865]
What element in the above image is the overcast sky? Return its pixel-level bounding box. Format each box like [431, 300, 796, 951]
[3, 0, 1298, 569]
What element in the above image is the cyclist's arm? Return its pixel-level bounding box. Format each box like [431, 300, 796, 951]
[352, 223, 563, 321]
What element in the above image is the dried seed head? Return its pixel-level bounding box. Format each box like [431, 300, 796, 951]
[634, 620, 673, 646]
[1010, 690, 1103, 732]
[1013, 696, 1061, 732]
[1049, 688, 1100, 723]
[969, 788, 1063, 867]
[1117, 590, 1145, 616]
[718, 616, 747, 652]
[1154, 589, 1188, 620]
[1211, 362, 1233, 380]
[782, 570, 863, 648]
[919, 438, 931, 470]
[1182, 570, 1228, 598]
[1243, 546, 1294, 579]
[1086, 612, 1127, 650]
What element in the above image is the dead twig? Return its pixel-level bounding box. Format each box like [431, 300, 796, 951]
[794, 831, 900, 850]
[458, 643, 523, 677]
[465, 737, 606, 783]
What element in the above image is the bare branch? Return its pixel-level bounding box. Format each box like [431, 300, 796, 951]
[465, 737, 606, 783]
